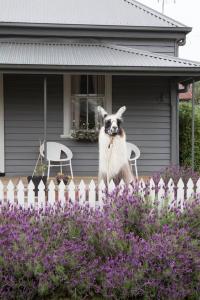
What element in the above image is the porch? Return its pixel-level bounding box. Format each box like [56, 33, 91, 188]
[2, 74, 174, 177]
[0, 40, 200, 178]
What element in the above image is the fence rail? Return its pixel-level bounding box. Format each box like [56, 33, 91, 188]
[0, 177, 200, 211]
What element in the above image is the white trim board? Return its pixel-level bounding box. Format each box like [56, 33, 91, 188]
[61, 75, 112, 138]
[0, 74, 4, 173]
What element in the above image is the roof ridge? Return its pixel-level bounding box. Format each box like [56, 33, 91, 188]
[123, 0, 187, 27]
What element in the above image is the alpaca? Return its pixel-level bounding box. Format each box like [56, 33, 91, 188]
[97, 106, 134, 185]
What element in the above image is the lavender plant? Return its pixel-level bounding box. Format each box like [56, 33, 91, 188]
[153, 165, 200, 185]
[0, 191, 200, 299]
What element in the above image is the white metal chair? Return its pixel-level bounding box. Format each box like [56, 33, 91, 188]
[127, 142, 140, 178]
[34, 142, 73, 179]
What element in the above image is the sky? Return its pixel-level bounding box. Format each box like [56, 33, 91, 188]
[138, 0, 200, 61]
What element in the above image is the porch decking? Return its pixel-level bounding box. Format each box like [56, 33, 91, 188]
[0, 176, 97, 185]
[0, 175, 150, 186]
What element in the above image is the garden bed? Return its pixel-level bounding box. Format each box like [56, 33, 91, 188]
[1, 184, 200, 300]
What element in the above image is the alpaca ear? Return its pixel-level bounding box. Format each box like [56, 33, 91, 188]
[116, 106, 126, 118]
[97, 106, 108, 119]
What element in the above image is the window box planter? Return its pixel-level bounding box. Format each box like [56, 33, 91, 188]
[71, 130, 99, 142]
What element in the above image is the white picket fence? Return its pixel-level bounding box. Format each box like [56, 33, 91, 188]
[0, 177, 200, 211]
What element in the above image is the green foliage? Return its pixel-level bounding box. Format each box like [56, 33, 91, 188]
[194, 81, 200, 104]
[71, 129, 98, 142]
[179, 102, 200, 171]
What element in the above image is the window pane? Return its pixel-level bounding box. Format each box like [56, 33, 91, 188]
[71, 75, 87, 95]
[71, 75, 105, 131]
[88, 98, 96, 129]
[72, 75, 105, 95]
[88, 97, 104, 129]
[88, 75, 105, 95]
[79, 98, 87, 129]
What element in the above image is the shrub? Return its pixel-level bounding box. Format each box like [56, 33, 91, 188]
[1, 192, 200, 300]
[179, 102, 200, 171]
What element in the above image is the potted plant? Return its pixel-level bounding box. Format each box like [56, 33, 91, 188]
[56, 172, 69, 185]
[27, 163, 48, 196]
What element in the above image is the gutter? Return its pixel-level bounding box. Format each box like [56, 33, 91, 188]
[0, 23, 192, 40]
[0, 22, 192, 32]
[0, 65, 200, 79]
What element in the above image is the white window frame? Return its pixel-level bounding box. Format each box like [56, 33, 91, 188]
[61, 74, 112, 138]
[0, 74, 4, 173]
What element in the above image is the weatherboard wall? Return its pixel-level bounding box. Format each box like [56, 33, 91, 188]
[4, 74, 171, 176]
[102, 38, 177, 56]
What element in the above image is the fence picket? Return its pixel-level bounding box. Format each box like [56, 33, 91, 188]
[139, 178, 146, 200]
[177, 178, 184, 212]
[167, 178, 175, 209]
[0, 180, 4, 203]
[7, 180, 15, 206]
[48, 180, 56, 207]
[158, 178, 165, 211]
[187, 178, 194, 202]
[17, 180, 25, 208]
[58, 180, 66, 208]
[149, 178, 155, 204]
[196, 178, 200, 199]
[118, 179, 125, 196]
[68, 180, 76, 204]
[38, 180, 46, 210]
[78, 180, 86, 206]
[128, 182, 134, 195]
[27, 180, 35, 208]
[98, 180, 106, 209]
[88, 180, 96, 209]
[108, 180, 116, 194]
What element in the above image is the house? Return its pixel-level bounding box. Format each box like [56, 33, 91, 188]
[0, 0, 200, 178]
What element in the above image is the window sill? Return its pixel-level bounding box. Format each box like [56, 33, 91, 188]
[60, 134, 72, 139]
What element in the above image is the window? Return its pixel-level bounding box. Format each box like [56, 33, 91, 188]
[61, 75, 112, 138]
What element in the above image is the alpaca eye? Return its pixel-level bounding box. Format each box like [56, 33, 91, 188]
[105, 119, 111, 127]
[117, 119, 122, 127]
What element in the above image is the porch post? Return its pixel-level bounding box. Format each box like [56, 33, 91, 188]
[44, 77, 47, 164]
[0, 74, 4, 174]
[170, 80, 179, 165]
[192, 80, 195, 171]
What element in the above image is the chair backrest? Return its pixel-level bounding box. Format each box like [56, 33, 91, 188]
[126, 142, 140, 161]
[40, 142, 73, 161]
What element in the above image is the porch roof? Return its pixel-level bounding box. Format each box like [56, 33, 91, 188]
[1, 40, 200, 80]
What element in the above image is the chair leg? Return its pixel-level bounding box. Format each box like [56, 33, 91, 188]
[60, 163, 63, 174]
[135, 161, 138, 179]
[70, 161, 73, 178]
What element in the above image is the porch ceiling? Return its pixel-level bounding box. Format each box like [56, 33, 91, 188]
[0, 40, 200, 80]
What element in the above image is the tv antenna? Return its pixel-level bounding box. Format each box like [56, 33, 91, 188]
[158, 0, 176, 14]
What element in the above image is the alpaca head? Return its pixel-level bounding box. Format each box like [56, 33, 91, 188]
[97, 106, 126, 136]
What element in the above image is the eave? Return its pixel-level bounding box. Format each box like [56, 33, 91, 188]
[0, 22, 192, 41]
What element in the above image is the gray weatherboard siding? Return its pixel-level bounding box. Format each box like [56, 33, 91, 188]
[4, 74, 171, 176]
[102, 39, 177, 56]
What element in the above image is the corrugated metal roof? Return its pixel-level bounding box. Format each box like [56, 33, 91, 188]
[0, 41, 199, 69]
[0, 0, 185, 28]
